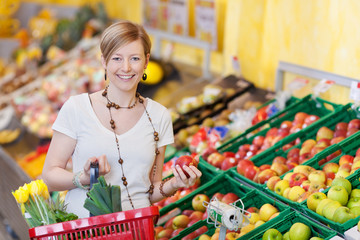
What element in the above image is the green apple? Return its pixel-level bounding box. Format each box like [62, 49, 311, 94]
[350, 189, 360, 199]
[310, 237, 324, 240]
[350, 206, 360, 217]
[347, 197, 360, 209]
[323, 200, 342, 221]
[331, 178, 352, 194]
[289, 222, 311, 240]
[327, 185, 349, 206]
[333, 206, 355, 224]
[358, 219, 360, 231]
[283, 231, 290, 240]
[316, 199, 334, 216]
[307, 192, 327, 212]
[262, 228, 282, 240]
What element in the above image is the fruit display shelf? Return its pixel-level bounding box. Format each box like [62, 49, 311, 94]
[300, 169, 360, 234]
[169, 188, 291, 240]
[218, 94, 342, 154]
[250, 210, 338, 240]
[172, 75, 255, 134]
[230, 104, 360, 210]
[159, 172, 254, 217]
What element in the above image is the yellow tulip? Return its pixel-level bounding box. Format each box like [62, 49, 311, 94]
[12, 186, 29, 204]
[29, 180, 46, 197]
[41, 181, 50, 200]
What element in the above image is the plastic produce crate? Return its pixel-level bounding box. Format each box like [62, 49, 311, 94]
[249, 210, 338, 240]
[29, 206, 159, 240]
[169, 189, 291, 240]
[229, 103, 360, 207]
[218, 94, 341, 153]
[300, 168, 360, 234]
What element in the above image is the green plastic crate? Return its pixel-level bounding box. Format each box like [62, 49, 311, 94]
[170, 189, 291, 240]
[249, 210, 338, 240]
[229, 104, 359, 207]
[300, 168, 360, 234]
[159, 172, 254, 216]
[218, 94, 341, 153]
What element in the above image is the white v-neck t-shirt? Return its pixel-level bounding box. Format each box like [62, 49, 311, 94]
[52, 93, 174, 218]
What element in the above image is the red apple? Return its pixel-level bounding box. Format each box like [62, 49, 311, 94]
[221, 157, 237, 170]
[194, 226, 208, 237]
[222, 192, 239, 204]
[322, 162, 339, 174]
[339, 155, 354, 166]
[158, 228, 174, 238]
[222, 151, 236, 158]
[282, 143, 294, 151]
[270, 162, 289, 176]
[236, 159, 254, 175]
[246, 206, 259, 214]
[287, 148, 300, 159]
[348, 119, 360, 130]
[176, 155, 199, 178]
[257, 169, 278, 184]
[259, 164, 271, 171]
[266, 176, 281, 191]
[334, 129, 347, 138]
[266, 127, 279, 137]
[356, 147, 360, 156]
[201, 147, 217, 161]
[252, 135, 265, 147]
[289, 172, 308, 187]
[294, 112, 309, 123]
[171, 228, 185, 237]
[303, 114, 320, 126]
[280, 120, 293, 129]
[347, 128, 359, 137]
[238, 144, 251, 152]
[244, 165, 260, 180]
[182, 209, 194, 217]
[207, 152, 225, 168]
[335, 122, 348, 131]
[235, 150, 247, 160]
[273, 156, 287, 165]
[286, 161, 298, 170]
[212, 192, 225, 201]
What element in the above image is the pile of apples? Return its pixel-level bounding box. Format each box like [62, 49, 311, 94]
[155, 192, 240, 239]
[266, 145, 360, 203]
[235, 119, 360, 186]
[262, 222, 322, 240]
[307, 178, 360, 224]
[198, 203, 281, 239]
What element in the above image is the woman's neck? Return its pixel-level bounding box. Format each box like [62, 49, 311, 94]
[105, 85, 137, 107]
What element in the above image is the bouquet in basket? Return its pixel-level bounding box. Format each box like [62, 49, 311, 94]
[12, 179, 78, 228]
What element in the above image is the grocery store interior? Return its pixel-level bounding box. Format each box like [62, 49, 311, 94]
[2, 1, 360, 240]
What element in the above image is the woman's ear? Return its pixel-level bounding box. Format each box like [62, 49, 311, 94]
[144, 53, 150, 69]
[101, 55, 106, 69]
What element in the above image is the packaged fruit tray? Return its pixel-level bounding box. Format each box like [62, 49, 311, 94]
[173, 76, 255, 134]
[169, 188, 291, 240]
[249, 210, 338, 240]
[217, 94, 341, 152]
[300, 168, 360, 234]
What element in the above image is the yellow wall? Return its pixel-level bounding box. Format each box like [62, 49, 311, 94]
[20, 0, 360, 103]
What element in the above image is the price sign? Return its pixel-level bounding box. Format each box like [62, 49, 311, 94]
[168, 0, 188, 35]
[350, 81, 360, 101]
[287, 77, 309, 92]
[312, 79, 335, 95]
[195, 0, 217, 50]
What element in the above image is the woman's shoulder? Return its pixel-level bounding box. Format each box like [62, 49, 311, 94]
[146, 98, 168, 112]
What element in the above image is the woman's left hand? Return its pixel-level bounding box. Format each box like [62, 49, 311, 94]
[171, 164, 202, 189]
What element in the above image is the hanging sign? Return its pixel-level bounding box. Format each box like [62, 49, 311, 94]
[350, 81, 360, 102]
[168, 0, 188, 35]
[312, 79, 335, 95]
[143, 0, 160, 29]
[158, 0, 169, 31]
[195, 0, 217, 50]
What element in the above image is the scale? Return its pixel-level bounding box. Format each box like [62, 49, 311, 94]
[202, 197, 251, 240]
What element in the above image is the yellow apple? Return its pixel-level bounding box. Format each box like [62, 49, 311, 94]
[323, 200, 342, 220]
[240, 223, 255, 234]
[254, 220, 265, 228]
[288, 186, 306, 202]
[307, 192, 327, 212]
[259, 203, 279, 221]
[248, 212, 260, 224]
[274, 180, 290, 196]
[283, 187, 291, 199]
[316, 199, 334, 216]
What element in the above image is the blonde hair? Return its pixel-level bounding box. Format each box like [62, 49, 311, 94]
[100, 20, 151, 65]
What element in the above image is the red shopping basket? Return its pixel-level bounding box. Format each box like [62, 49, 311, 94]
[28, 206, 159, 240]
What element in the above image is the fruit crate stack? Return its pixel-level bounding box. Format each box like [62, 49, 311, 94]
[169, 188, 291, 240]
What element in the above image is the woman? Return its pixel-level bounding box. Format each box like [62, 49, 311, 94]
[42, 20, 202, 218]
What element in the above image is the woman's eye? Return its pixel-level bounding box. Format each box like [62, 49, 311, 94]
[112, 57, 122, 61]
[132, 57, 140, 61]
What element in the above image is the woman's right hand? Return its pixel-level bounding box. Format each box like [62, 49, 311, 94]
[82, 155, 111, 184]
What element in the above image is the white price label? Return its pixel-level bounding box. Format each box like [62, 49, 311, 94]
[287, 77, 309, 92]
[313, 79, 335, 94]
[232, 56, 241, 74]
[350, 81, 360, 101]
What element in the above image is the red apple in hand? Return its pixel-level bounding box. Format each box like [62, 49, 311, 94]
[175, 155, 198, 178]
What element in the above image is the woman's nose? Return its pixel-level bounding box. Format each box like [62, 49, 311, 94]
[121, 60, 131, 72]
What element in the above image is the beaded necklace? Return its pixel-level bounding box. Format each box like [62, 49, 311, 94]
[102, 86, 159, 209]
